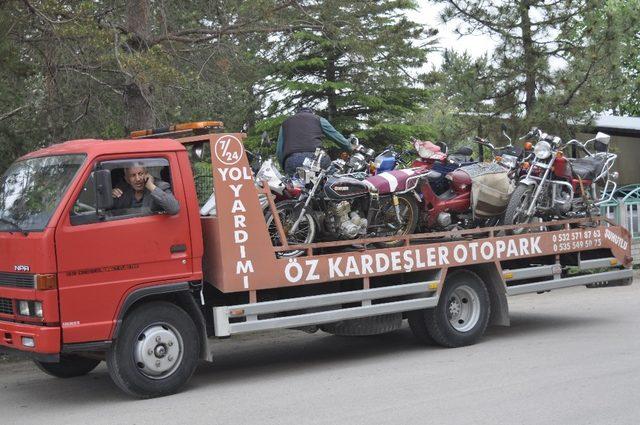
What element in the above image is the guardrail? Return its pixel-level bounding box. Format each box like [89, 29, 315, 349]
[600, 184, 640, 240]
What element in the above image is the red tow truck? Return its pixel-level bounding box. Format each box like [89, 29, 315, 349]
[0, 122, 633, 398]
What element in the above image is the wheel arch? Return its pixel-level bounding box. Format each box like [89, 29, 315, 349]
[111, 282, 209, 360]
[442, 263, 510, 327]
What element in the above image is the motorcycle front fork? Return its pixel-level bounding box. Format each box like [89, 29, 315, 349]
[289, 171, 325, 234]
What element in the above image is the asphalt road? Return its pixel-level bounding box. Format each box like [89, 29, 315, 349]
[1, 281, 639, 425]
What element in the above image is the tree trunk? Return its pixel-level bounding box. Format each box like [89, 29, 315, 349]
[123, 0, 154, 133]
[43, 30, 61, 145]
[325, 54, 337, 122]
[519, 0, 537, 115]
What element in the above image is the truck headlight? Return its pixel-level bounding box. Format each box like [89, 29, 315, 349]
[34, 301, 43, 318]
[17, 300, 43, 318]
[18, 300, 30, 316]
[534, 141, 551, 160]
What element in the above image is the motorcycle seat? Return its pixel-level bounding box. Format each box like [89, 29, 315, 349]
[568, 157, 606, 180]
[454, 146, 473, 156]
[366, 168, 424, 194]
[426, 170, 442, 181]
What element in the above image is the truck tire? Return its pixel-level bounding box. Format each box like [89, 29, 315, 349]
[320, 313, 403, 336]
[407, 270, 490, 347]
[106, 301, 200, 398]
[34, 355, 101, 378]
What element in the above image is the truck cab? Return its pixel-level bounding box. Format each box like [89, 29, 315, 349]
[0, 138, 204, 376]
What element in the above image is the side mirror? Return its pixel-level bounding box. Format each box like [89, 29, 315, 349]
[95, 169, 113, 211]
[501, 123, 508, 133]
[595, 132, 611, 145]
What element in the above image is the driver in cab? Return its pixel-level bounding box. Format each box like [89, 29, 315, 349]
[111, 166, 179, 215]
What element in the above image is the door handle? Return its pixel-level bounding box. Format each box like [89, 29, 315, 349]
[170, 244, 187, 254]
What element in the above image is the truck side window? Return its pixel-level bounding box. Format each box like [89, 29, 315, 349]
[70, 158, 178, 225]
[185, 142, 217, 217]
[185, 142, 213, 208]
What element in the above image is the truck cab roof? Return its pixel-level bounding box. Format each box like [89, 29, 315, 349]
[20, 138, 187, 161]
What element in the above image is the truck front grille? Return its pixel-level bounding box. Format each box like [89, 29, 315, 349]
[0, 297, 13, 315]
[0, 272, 35, 289]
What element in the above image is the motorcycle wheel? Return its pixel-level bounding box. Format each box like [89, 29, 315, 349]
[503, 184, 540, 235]
[373, 194, 419, 248]
[264, 201, 316, 258]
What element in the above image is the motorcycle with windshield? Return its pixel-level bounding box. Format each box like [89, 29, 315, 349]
[503, 129, 617, 233]
[265, 147, 420, 256]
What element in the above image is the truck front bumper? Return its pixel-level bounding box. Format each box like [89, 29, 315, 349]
[0, 320, 60, 362]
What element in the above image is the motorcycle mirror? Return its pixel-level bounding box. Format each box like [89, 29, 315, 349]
[193, 142, 204, 159]
[595, 132, 611, 145]
[501, 123, 512, 145]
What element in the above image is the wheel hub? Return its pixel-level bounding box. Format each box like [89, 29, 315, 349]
[134, 324, 183, 379]
[446, 285, 481, 333]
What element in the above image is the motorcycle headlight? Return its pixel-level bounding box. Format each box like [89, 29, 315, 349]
[534, 141, 551, 160]
[500, 154, 517, 169]
[348, 154, 367, 172]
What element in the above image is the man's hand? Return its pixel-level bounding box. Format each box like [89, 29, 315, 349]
[112, 188, 123, 198]
[144, 172, 156, 191]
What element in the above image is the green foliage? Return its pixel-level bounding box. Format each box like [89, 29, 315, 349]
[360, 123, 437, 150]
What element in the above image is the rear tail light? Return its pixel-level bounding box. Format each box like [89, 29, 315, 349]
[35, 274, 57, 290]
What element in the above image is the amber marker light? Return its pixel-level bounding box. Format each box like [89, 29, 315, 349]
[35, 274, 57, 290]
[524, 142, 533, 150]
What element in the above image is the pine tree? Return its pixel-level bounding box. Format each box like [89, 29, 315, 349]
[257, 0, 437, 148]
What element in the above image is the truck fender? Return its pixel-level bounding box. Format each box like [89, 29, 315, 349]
[111, 282, 209, 360]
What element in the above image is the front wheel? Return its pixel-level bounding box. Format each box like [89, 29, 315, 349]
[34, 355, 101, 378]
[503, 184, 538, 234]
[264, 200, 316, 258]
[408, 270, 490, 347]
[106, 302, 200, 398]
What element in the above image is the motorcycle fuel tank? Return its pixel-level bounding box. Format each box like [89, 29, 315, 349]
[324, 176, 371, 200]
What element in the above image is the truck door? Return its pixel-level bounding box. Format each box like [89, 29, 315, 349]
[55, 153, 194, 344]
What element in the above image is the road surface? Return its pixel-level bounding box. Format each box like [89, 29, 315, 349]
[1, 282, 639, 425]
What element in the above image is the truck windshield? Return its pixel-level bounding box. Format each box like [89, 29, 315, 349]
[0, 154, 86, 232]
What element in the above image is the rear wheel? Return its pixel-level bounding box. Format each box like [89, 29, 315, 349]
[374, 194, 419, 248]
[265, 201, 315, 258]
[34, 355, 101, 378]
[106, 302, 200, 398]
[408, 270, 490, 347]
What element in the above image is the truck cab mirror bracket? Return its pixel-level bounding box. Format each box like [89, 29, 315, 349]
[94, 169, 113, 213]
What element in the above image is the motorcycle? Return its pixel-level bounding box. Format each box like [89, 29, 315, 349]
[503, 129, 618, 233]
[411, 139, 476, 195]
[265, 147, 420, 256]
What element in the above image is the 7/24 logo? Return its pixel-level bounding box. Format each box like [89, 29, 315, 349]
[214, 135, 244, 166]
